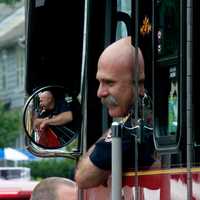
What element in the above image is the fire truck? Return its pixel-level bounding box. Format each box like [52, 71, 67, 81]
[0, 167, 38, 200]
[23, 0, 200, 199]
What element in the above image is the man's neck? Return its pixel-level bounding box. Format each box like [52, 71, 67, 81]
[113, 113, 131, 123]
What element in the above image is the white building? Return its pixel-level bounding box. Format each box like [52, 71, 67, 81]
[0, 3, 25, 109]
[0, 2, 25, 148]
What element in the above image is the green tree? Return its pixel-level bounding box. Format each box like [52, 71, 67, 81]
[0, 0, 21, 5]
[21, 158, 76, 180]
[0, 101, 21, 147]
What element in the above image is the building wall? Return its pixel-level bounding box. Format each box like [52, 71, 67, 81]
[0, 42, 25, 109]
[0, 4, 26, 148]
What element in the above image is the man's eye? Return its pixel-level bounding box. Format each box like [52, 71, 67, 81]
[105, 81, 114, 86]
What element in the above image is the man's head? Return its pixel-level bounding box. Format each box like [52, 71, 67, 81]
[39, 91, 55, 111]
[96, 37, 145, 117]
[30, 177, 77, 200]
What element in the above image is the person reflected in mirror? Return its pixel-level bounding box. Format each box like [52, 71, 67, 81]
[75, 37, 154, 189]
[33, 90, 77, 147]
[34, 91, 73, 130]
[30, 177, 77, 200]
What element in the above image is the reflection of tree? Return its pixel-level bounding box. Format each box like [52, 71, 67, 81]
[65, 137, 78, 152]
[0, 101, 21, 147]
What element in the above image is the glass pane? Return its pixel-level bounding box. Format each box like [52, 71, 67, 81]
[117, 0, 131, 14]
[168, 67, 178, 134]
[155, 62, 179, 137]
[116, 21, 128, 40]
[154, 0, 180, 144]
[156, 0, 180, 59]
[193, 1, 200, 149]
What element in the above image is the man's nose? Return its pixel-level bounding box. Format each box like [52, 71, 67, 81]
[97, 84, 108, 98]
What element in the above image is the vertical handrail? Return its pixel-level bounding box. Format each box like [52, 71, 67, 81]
[111, 122, 122, 200]
[131, 0, 140, 199]
[186, 0, 193, 199]
[80, 0, 90, 157]
[78, 0, 90, 199]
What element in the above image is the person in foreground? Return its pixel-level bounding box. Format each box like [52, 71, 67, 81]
[30, 177, 77, 200]
[74, 36, 154, 189]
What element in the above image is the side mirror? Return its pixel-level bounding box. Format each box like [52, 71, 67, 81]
[23, 85, 82, 159]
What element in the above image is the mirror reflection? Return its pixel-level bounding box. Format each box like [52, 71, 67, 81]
[24, 86, 81, 149]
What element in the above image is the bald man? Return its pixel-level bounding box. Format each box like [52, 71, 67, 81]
[36, 91, 73, 130]
[75, 37, 154, 189]
[33, 90, 75, 147]
[30, 177, 77, 200]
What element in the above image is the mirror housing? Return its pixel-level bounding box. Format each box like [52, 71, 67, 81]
[23, 85, 82, 159]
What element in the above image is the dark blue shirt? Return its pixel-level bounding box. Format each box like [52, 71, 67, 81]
[90, 117, 154, 171]
[39, 99, 81, 145]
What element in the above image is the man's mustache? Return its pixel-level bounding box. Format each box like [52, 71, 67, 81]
[101, 95, 118, 107]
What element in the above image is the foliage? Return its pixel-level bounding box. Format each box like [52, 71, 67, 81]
[21, 158, 76, 180]
[0, 101, 21, 147]
[0, 0, 21, 5]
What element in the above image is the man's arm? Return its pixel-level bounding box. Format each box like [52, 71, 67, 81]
[75, 144, 110, 189]
[33, 118, 47, 129]
[40, 111, 73, 129]
[75, 130, 111, 189]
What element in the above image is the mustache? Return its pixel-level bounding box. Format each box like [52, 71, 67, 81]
[101, 95, 118, 107]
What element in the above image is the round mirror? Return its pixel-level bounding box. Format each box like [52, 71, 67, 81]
[23, 86, 81, 149]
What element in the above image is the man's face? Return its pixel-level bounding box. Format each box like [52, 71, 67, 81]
[39, 93, 53, 110]
[96, 62, 144, 118]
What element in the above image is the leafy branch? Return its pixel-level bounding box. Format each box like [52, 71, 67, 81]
[0, 0, 21, 5]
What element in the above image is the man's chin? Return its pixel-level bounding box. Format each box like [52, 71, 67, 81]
[109, 109, 128, 119]
[109, 109, 121, 118]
